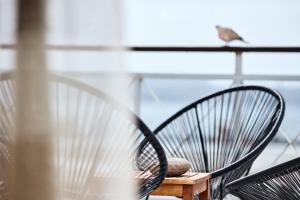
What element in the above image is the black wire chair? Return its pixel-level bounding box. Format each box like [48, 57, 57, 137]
[153, 85, 285, 200]
[226, 156, 300, 200]
[0, 71, 167, 199]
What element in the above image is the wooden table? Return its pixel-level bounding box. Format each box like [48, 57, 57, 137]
[150, 172, 211, 200]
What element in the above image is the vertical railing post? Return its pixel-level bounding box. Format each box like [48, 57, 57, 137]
[133, 75, 142, 116]
[234, 51, 243, 85]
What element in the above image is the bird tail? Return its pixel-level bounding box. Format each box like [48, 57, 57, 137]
[239, 37, 248, 43]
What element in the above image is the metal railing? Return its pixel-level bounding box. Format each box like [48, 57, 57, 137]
[121, 46, 300, 115]
[2, 44, 300, 168]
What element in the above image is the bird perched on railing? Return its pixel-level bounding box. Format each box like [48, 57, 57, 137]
[216, 25, 248, 45]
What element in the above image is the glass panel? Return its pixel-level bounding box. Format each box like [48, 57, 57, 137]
[48, 51, 235, 74]
[127, 52, 234, 74]
[244, 53, 300, 75]
[245, 81, 300, 139]
[0, 50, 15, 70]
[60, 73, 135, 109]
[245, 81, 300, 171]
[140, 79, 232, 129]
[48, 51, 123, 72]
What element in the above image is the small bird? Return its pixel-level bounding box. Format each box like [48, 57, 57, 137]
[216, 25, 248, 45]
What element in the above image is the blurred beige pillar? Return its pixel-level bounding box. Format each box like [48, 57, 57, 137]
[91, 0, 137, 199]
[10, 0, 53, 200]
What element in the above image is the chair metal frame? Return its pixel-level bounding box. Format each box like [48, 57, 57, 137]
[153, 85, 285, 199]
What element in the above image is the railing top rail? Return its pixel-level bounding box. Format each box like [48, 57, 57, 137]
[129, 46, 300, 52]
[1, 44, 300, 52]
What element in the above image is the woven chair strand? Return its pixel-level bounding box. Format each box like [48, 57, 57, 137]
[226, 156, 300, 200]
[154, 85, 285, 199]
[0, 71, 167, 199]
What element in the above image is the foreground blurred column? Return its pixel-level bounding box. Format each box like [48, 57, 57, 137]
[7, 0, 136, 200]
[10, 0, 54, 200]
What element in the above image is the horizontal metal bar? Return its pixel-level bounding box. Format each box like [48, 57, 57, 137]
[56, 71, 300, 81]
[1, 44, 300, 52]
[242, 74, 300, 81]
[63, 72, 234, 80]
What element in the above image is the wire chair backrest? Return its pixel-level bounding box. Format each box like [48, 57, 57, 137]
[226, 156, 300, 200]
[0, 71, 167, 199]
[154, 85, 285, 199]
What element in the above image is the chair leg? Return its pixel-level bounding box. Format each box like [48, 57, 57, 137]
[219, 178, 224, 200]
[145, 195, 150, 200]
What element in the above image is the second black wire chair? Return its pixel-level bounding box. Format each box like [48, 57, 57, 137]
[153, 85, 285, 199]
[226, 156, 300, 200]
[0, 71, 168, 199]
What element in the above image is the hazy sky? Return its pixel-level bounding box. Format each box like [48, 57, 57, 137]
[1, 0, 300, 45]
[0, 0, 300, 74]
[123, 0, 300, 46]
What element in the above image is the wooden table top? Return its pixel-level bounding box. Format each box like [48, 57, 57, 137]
[161, 172, 211, 185]
[150, 172, 211, 200]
